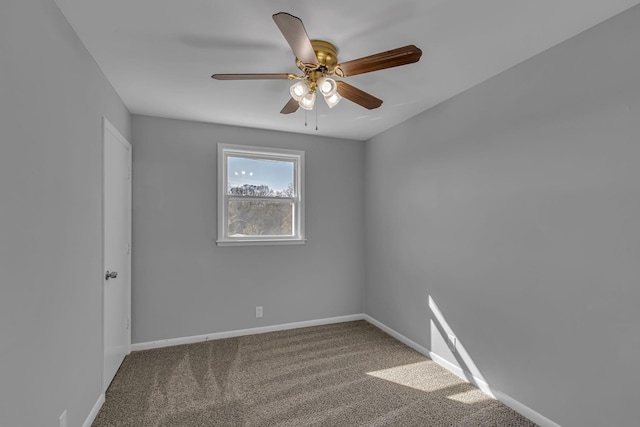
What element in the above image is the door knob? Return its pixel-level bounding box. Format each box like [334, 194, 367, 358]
[105, 271, 118, 280]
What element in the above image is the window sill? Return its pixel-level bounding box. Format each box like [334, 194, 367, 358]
[216, 239, 307, 247]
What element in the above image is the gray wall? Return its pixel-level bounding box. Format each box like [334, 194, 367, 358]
[131, 115, 365, 343]
[365, 5, 640, 427]
[0, 1, 130, 426]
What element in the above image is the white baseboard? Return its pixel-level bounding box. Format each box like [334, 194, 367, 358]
[363, 315, 432, 360]
[362, 314, 561, 427]
[82, 393, 105, 427]
[426, 350, 495, 397]
[131, 314, 365, 351]
[491, 389, 562, 427]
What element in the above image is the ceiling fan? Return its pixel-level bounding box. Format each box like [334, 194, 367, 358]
[211, 12, 422, 114]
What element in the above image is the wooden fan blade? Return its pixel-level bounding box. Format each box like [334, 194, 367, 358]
[211, 73, 295, 80]
[272, 12, 318, 65]
[336, 81, 383, 110]
[336, 45, 422, 77]
[280, 97, 300, 114]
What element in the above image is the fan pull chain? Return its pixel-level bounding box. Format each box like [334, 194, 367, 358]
[315, 106, 318, 131]
[304, 110, 307, 127]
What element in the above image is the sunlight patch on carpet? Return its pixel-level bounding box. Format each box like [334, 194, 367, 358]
[367, 360, 455, 392]
[447, 389, 492, 404]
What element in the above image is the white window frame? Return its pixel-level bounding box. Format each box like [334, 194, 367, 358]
[217, 143, 305, 246]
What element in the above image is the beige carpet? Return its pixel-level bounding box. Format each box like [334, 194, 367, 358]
[93, 320, 537, 426]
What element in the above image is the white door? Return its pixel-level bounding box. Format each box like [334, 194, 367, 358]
[102, 118, 131, 391]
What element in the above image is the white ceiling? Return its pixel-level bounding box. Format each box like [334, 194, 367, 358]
[54, 0, 640, 141]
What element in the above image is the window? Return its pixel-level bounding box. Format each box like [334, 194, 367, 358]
[217, 144, 305, 246]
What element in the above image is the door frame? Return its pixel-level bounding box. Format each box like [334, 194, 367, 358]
[101, 117, 132, 392]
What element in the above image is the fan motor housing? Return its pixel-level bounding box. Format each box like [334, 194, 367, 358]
[296, 40, 338, 74]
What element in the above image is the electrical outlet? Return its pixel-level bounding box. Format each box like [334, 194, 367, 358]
[59, 410, 68, 427]
[256, 306, 263, 318]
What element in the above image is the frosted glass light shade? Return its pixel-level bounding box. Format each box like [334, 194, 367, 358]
[317, 77, 337, 97]
[324, 92, 342, 108]
[299, 92, 316, 110]
[290, 81, 310, 101]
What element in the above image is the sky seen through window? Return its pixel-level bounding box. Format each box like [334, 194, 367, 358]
[228, 157, 294, 193]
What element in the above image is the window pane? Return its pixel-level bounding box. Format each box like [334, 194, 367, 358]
[227, 200, 293, 237]
[227, 157, 294, 197]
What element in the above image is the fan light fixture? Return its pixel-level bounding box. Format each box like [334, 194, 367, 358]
[289, 76, 340, 110]
[317, 77, 337, 97]
[299, 91, 316, 110]
[290, 80, 310, 101]
[324, 92, 342, 108]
